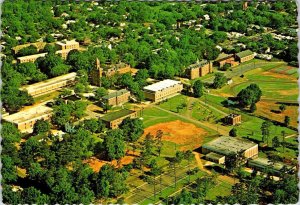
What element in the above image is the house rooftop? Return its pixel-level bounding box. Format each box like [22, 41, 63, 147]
[143, 79, 181, 92]
[102, 89, 130, 100]
[202, 136, 257, 156]
[236, 50, 254, 58]
[206, 152, 225, 160]
[101, 109, 136, 122]
[215, 52, 234, 61]
[2, 105, 53, 124]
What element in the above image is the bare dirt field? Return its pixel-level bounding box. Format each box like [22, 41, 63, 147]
[256, 100, 298, 128]
[84, 152, 137, 172]
[142, 120, 208, 151]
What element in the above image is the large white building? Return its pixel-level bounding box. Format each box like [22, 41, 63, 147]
[143, 79, 183, 102]
[2, 105, 53, 133]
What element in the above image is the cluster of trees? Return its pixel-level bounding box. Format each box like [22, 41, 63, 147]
[2, 112, 144, 204]
[237, 83, 262, 110]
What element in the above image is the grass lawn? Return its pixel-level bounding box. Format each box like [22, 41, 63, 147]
[33, 90, 60, 104]
[158, 95, 188, 113]
[140, 170, 207, 205]
[206, 181, 232, 200]
[191, 101, 223, 122]
[141, 107, 180, 128]
[202, 94, 297, 142]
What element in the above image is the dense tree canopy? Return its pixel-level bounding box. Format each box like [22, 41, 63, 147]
[237, 84, 262, 107]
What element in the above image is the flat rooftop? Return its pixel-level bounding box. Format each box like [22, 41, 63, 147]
[17, 53, 47, 60]
[21, 72, 77, 93]
[101, 109, 136, 122]
[103, 89, 130, 100]
[3, 105, 53, 124]
[202, 136, 257, 155]
[236, 50, 253, 58]
[249, 157, 294, 172]
[56, 40, 79, 46]
[143, 79, 181, 92]
[187, 60, 209, 70]
[227, 113, 241, 118]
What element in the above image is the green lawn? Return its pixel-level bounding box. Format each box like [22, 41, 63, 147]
[158, 95, 188, 113]
[141, 107, 180, 128]
[206, 181, 232, 200]
[191, 101, 223, 122]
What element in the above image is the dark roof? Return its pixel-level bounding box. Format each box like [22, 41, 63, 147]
[102, 89, 129, 100]
[215, 53, 234, 62]
[187, 60, 209, 70]
[236, 50, 253, 58]
[101, 109, 136, 122]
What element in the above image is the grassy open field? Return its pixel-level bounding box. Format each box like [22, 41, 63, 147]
[210, 61, 298, 128]
[202, 94, 297, 142]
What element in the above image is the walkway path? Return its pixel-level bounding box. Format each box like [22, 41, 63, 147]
[151, 104, 229, 135]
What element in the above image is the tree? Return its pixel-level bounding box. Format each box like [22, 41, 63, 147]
[193, 80, 204, 98]
[17, 45, 38, 56]
[141, 133, 154, 160]
[119, 118, 144, 142]
[74, 82, 86, 94]
[102, 129, 126, 160]
[279, 104, 286, 113]
[44, 34, 55, 43]
[250, 102, 257, 113]
[22, 187, 50, 204]
[52, 103, 73, 128]
[95, 87, 108, 99]
[212, 73, 227, 89]
[82, 119, 99, 133]
[229, 127, 237, 137]
[33, 119, 50, 135]
[284, 116, 290, 127]
[261, 121, 272, 144]
[272, 136, 280, 148]
[49, 64, 70, 77]
[173, 189, 193, 204]
[72, 101, 88, 120]
[237, 84, 262, 107]
[155, 130, 163, 156]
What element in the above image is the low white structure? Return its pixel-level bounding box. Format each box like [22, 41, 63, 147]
[143, 79, 183, 102]
[17, 53, 47, 63]
[21, 72, 77, 97]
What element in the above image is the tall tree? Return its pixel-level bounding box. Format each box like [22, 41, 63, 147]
[193, 80, 204, 98]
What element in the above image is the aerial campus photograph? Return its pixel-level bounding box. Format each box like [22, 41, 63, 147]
[0, 0, 299, 204]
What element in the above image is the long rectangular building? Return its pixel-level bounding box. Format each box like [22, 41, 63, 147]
[143, 79, 183, 102]
[2, 105, 53, 133]
[186, 60, 213, 79]
[102, 89, 130, 106]
[21, 72, 77, 97]
[101, 109, 138, 129]
[17, 53, 47, 63]
[202, 136, 258, 162]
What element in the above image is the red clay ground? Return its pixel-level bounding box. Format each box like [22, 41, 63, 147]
[142, 120, 208, 151]
[84, 150, 140, 172]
